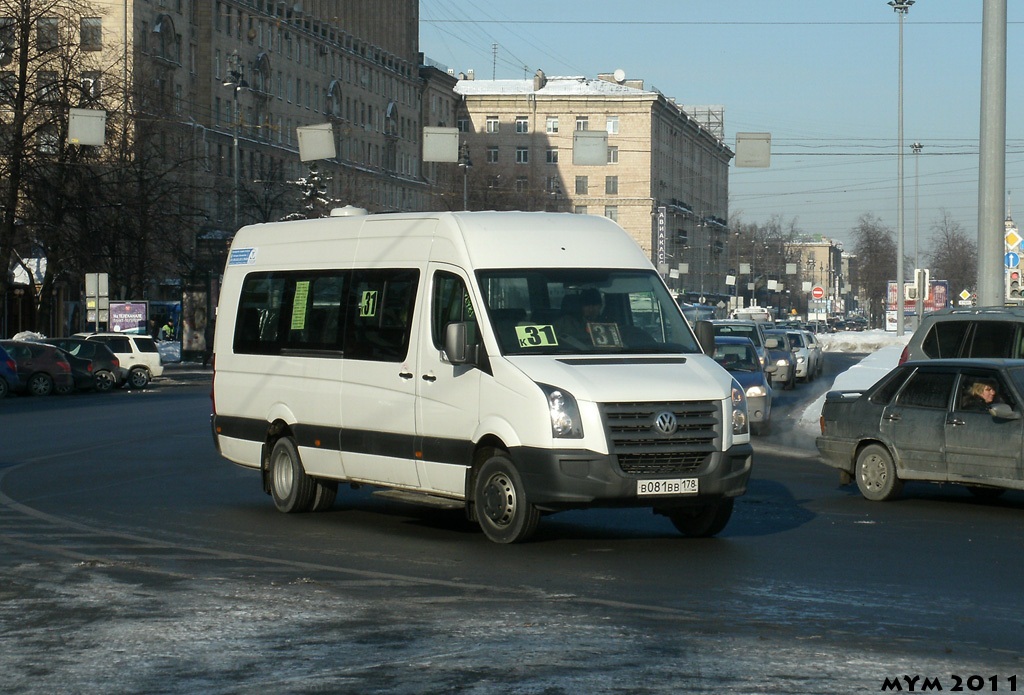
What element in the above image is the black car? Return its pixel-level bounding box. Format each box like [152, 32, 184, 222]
[0, 340, 75, 396]
[817, 358, 1024, 501]
[41, 337, 123, 392]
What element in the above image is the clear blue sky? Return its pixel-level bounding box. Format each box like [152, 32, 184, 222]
[420, 1, 1023, 255]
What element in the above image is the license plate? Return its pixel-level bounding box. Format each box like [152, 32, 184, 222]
[637, 478, 698, 496]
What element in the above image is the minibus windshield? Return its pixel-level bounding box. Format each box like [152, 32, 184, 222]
[478, 268, 701, 356]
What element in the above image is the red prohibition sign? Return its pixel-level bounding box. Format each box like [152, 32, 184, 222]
[811, 285, 825, 300]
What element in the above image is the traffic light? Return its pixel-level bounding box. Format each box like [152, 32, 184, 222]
[1007, 269, 1022, 302]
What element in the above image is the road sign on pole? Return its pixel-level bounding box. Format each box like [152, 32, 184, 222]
[811, 285, 825, 300]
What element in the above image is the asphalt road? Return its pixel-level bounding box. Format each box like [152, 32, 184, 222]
[1, 356, 1023, 694]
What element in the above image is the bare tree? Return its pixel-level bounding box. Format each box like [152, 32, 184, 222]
[926, 208, 977, 297]
[851, 213, 897, 327]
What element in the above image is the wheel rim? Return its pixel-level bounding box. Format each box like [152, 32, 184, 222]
[273, 449, 294, 495]
[860, 454, 886, 492]
[130, 370, 148, 387]
[480, 472, 516, 527]
[95, 372, 114, 391]
[29, 375, 51, 396]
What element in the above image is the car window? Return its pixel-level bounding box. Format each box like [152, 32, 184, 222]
[133, 337, 159, 353]
[895, 370, 956, 409]
[921, 321, 969, 359]
[788, 332, 805, 347]
[869, 367, 913, 404]
[957, 369, 1015, 410]
[965, 322, 1017, 359]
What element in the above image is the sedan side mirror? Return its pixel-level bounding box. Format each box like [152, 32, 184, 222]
[988, 403, 1021, 420]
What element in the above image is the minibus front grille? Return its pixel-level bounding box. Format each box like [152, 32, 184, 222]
[601, 401, 720, 475]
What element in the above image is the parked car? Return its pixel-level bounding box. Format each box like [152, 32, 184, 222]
[762, 329, 797, 390]
[711, 319, 770, 370]
[713, 336, 774, 435]
[81, 332, 163, 388]
[899, 306, 1024, 365]
[41, 337, 123, 392]
[802, 329, 824, 378]
[0, 343, 20, 398]
[0, 340, 74, 396]
[783, 330, 813, 382]
[816, 358, 1024, 501]
[51, 346, 96, 393]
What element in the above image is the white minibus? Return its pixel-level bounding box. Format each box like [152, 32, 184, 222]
[212, 209, 752, 542]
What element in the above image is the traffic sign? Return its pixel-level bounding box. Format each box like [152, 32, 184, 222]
[811, 285, 825, 300]
[1005, 252, 1020, 269]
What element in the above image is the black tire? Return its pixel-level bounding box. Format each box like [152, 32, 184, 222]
[94, 371, 116, 392]
[751, 420, 770, 436]
[55, 382, 74, 395]
[668, 497, 734, 538]
[855, 444, 903, 501]
[310, 479, 338, 512]
[268, 437, 316, 513]
[27, 372, 53, 397]
[128, 367, 150, 389]
[473, 452, 540, 544]
[0, 378, 7, 399]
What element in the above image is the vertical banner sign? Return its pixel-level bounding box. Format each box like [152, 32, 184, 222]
[657, 206, 667, 270]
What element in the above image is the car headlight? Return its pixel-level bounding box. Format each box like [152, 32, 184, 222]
[745, 384, 767, 398]
[775, 358, 789, 367]
[731, 379, 749, 435]
[797, 356, 805, 364]
[538, 383, 583, 439]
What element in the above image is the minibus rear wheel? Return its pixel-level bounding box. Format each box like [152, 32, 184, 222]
[269, 437, 316, 513]
[474, 453, 540, 544]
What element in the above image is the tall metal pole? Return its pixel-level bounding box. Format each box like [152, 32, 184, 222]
[233, 87, 240, 230]
[912, 142, 923, 324]
[977, 0, 1007, 306]
[889, 0, 913, 336]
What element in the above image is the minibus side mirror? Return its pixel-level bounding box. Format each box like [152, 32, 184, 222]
[444, 321, 477, 365]
[695, 320, 715, 355]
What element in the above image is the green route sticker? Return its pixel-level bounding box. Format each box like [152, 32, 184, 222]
[290, 281, 310, 329]
[515, 324, 558, 348]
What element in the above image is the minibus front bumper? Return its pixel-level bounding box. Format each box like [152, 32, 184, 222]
[511, 443, 753, 509]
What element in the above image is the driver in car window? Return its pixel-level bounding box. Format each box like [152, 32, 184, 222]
[961, 379, 999, 412]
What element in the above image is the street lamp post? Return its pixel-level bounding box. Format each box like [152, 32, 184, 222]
[912, 141, 923, 325]
[889, 0, 914, 336]
[223, 52, 249, 230]
[458, 141, 472, 211]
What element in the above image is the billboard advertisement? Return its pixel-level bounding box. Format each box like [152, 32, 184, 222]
[108, 301, 148, 334]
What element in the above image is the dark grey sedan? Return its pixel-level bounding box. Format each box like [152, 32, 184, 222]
[816, 359, 1024, 501]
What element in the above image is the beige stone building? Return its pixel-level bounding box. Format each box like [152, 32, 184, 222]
[454, 70, 732, 296]
[91, 0, 459, 229]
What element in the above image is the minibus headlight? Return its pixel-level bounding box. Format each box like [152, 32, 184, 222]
[538, 383, 583, 439]
[731, 379, 749, 435]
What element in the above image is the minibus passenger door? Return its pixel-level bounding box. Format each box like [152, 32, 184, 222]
[415, 267, 483, 497]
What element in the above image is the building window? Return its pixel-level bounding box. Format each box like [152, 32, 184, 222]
[81, 17, 102, 51]
[81, 71, 101, 100]
[37, 17, 58, 52]
[605, 206, 618, 222]
[607, 146, 619, 165]
[515, 116, 529, 133]
[546, 148, 558, 164]
[605, 176, 618, 195]
[487, 146, 498, 164]
[515, 177, 528, 192]
[606, 115, 619, 134]
[574, 205, 587, 215]
[575, 115, 588, 131]
[457, 118, 469, 132]
[545, 176, 560, 193]
[38, 71, 58, 101]
[515, 147, 529, 164]
[575, 176, 588, 195]
[546, 116, 558, 133]
[486, 116, 499, 133]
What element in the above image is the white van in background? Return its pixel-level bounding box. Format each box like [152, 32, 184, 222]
[211, 209, 753, 543]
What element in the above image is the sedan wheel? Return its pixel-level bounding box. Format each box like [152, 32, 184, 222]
[27, 373, 53, 397]
[855, 444, 903, 501]
[128, 367, 150, 389]
[94, 371, 116, 392]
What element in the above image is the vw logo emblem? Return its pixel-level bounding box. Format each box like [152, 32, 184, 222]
[654, 411, 678, 435]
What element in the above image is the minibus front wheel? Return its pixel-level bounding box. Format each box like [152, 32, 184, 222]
[474, 452, 540, 544]
[269, 437, 316, 513]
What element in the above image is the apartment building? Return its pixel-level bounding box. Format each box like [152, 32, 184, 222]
[454, 70, 732, 294]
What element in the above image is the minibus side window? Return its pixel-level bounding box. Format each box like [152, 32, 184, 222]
[344, 269, 419, 362]
[234, 274, 287, 354]
[431, 271, 477, 350]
